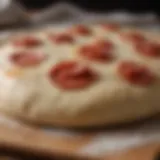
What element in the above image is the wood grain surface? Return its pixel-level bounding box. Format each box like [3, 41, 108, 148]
[0, 121, 158, 160]
[104, 143, 160, 160]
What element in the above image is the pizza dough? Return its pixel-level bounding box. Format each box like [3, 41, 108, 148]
[0, 24, 160, 127]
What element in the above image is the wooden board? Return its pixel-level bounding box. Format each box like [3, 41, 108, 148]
[0, 120, 159, 160]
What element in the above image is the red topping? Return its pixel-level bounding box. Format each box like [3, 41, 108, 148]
[118, 61, 155, 86]
[102, 23, 120, 31]
[49, 33, 74, 44]
[122, 32, 146, 44]
[49, 61, 97, 89]
[95, 39, 113, 51]
[10, 51, 46, 67]
[71, 25, 92, 36]
[79, 40, 114, 62]
[13, 36, 42, 48]
[136, 42, 160, 58]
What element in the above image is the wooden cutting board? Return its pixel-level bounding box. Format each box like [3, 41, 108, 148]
[0, 143, 159, 160]
[0, 118, 159, 160]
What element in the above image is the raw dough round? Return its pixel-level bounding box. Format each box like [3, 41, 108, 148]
[0, 24, 159, 127]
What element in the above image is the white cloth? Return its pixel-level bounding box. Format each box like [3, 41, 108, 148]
[0, 1, 159, 26]
[0, 0, 26, 25]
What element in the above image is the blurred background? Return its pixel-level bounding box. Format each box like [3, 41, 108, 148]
[18, 0, 160, 15]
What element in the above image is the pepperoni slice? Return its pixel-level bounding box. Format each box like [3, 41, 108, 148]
[71, 25, 92, 36]
[49, 61, 97, 89]
[118, 61, 155, 86]
[10, 51, 46, 67]
[102, 23, 120, 31]
[95, 40, 113, 51]
[79, 40, 114, 62]
[49, 33, 74, 44]
[13, 36, 42, 48]
[122, 32, 146, 44]
[135, 42, 160, 58]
